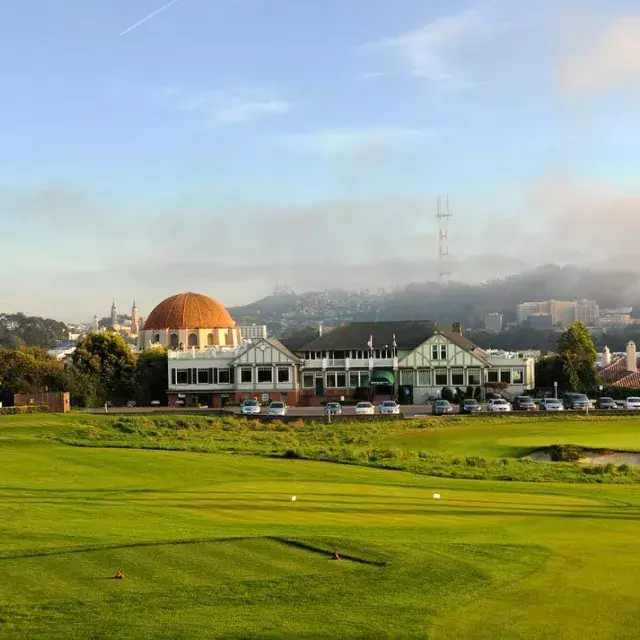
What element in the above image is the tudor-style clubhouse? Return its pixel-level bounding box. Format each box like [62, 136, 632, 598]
[140, 292, 534, 407]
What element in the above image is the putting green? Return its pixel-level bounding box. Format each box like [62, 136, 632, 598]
[1, 416, 640, 638]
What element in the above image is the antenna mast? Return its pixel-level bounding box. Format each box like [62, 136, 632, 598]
[436, 195, 452, 284]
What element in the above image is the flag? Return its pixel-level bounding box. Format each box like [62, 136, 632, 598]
[367, 335, 373, 351]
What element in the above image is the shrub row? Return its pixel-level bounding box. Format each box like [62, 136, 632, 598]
[0, 405, 49, 415]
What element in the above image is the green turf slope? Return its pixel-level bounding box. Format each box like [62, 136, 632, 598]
[0, 417, 639, 638]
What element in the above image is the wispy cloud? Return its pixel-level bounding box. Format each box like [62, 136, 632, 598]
[291, 127, 431, 158]
[357, 71, 389, 82]
[557, 14, 640, 95]
[363, 4, 507, 88]
[156, 87, 293, 125]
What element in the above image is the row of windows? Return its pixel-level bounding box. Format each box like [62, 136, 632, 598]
[172, 366, 291, 386]
[488, 369, 524, 385]
[302, 371, 371, 389]
[399, 368, 482, 387]
[162, 332, 235, 349]
[304, 349, 395, 360]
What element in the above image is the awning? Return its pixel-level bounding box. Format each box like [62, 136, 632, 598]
[369, 370, 395, 386]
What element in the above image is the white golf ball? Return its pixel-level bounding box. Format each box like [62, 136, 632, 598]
[291, 496, 297, 501]
[433, 493, 441, 500]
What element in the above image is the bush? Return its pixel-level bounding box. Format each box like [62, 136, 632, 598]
[548, 444, 582, 462]
[441, 387, 455, 403]
[0, 405, 49, 415]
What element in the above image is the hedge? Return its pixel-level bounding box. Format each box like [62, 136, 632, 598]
[0, 405, 50, 416]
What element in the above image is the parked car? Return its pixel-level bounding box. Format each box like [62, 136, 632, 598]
[125, 400, 136, 408]
[485, 393, 503, 401]
[513, 396, 537, 411]
[324, 402, 342, 416]
[355, 401, 375, 415]
[595, 397, 617, 410]
[540, 398, 564, 412]
[561, 393, 590, 411]
[625, 397, 640, 410]
[487, 398, 512, 413]
[432, 400, 453, 415]
[268, 401, 287, 416]
[241, 398, 261, 415]
[460, 398, 481, 414]
[380, 400, 400, 415]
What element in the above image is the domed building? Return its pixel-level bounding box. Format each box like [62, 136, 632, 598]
[138, 292, 242, 350]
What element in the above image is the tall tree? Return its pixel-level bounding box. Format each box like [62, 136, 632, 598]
[0, 313, 68, 349]
[71, 333, 135, 405]
[135, 347, 168, 406]
[556, 321, 599, 393]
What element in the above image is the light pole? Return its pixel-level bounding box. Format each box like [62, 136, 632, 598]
[554, 381, 558, 399]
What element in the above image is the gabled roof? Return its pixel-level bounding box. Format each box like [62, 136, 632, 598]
[600, 356, 640, 384]
[294, 321, 479, 353]
[231, 337, 302, 364]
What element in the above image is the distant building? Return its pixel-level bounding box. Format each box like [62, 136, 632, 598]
[131, 301, 140, 335]
[110, 301, 118, 329]
[517, 299, 599, 328]
[484, 313, 503, 333]
[600, 308, 633, 328]
[238, 324, 268, 341]
[525, 314, 553, 330]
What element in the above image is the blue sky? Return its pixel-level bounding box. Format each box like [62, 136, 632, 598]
[2, 0, 640, 320]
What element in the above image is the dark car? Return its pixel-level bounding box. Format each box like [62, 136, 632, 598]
[460, 399, 481, 414]
[596, 397, 617, 410]
[561, 393, 590, 411]
[324, 402, 342, 415]
[513, 396, 537, 411]
[432, 400, 453, 416]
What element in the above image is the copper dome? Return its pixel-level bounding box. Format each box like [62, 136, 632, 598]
[143, 293, 236, 330]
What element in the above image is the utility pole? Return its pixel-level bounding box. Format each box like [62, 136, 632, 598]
[436, 195, 452, 285]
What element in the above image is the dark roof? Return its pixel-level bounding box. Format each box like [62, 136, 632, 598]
[295, 321, 478, 352]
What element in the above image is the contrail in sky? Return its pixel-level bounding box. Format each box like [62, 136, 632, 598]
[118, 0, 183, 36]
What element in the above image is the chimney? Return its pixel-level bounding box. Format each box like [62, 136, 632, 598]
[452, 322, 462, 336]
[603, 346, 611, 367]
[626, 341, 637, 373]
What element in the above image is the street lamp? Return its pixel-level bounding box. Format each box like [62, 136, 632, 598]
[554, 381, 558, 399]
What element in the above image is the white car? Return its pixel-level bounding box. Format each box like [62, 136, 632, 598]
[487, 399, 512, 413]
[540, 398, 564, 412]
[379, 400, 400, 415]
[625, 397, 640, 410]
[241, 398, 261, 415]
[355, 402, 375, 415]
[268, 401, 287, 416]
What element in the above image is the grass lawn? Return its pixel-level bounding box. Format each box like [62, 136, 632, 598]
[1, 414, 640, 638]
[376, 414, 640, 458]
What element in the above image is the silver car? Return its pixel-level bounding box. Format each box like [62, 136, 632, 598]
[268, 401, 287, 416]
[241, 399, 261, 415]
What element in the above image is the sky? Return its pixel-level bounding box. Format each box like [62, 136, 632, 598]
[2, 0, 640, 321]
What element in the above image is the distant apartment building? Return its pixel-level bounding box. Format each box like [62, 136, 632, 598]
[517, 299, 599, 328]
[484, 313, 503, 333]
[238, 324, 268, 340]
[600, 308, 633, 328]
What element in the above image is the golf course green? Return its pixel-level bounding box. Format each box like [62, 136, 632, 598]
[1, 413, 640, 638]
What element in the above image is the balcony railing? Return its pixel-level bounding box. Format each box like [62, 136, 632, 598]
[168, 346, 244, 360]
[302, 357, 396, 369]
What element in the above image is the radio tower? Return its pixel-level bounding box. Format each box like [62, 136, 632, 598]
[436, 195, 452, 284]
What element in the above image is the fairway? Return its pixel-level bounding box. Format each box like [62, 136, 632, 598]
[1, 416, 640, 638]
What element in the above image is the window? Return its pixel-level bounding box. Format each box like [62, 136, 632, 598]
[218, 368, 231, 384]
[451, 369, 464, 386]
[154, 333, 160, 343]
[277, 367, 290, 383]
[432, 345, 439, 360]
[170, 333, 179, 349]
[188, 333, 198, 348]
[435, 369, 448, 386]
[207, 333, 214, 346]
[488, 370, 499, 383]
[360, 372, 370, 387]
[349, 372, 360, 388]
[197, 369, 210, 384]
[262, 393, 270, 403]
[468, 369, 481, 386]
[241, 367, 253, 383]
[500, 370, 511, 384]
[512, 369, 523, 384]
[257, 367, 273, 383]
[326, 372, 337, 388]
[303, 373, 314, 388]
[440, 345, 448, 360]
[400, 370, 415, 386]
[176, 369, 188, 384]
[416, 370, 431, 387]
[336, 372, 346, 388]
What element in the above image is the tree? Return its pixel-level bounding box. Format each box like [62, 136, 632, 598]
[71, 333, 135, 405]
[0, 346, 67, 403]
[556, 321, 599, 394]
[136, 347, 168, 406]
[0, 313, 68, 349]
[535, 355, 567, 390]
